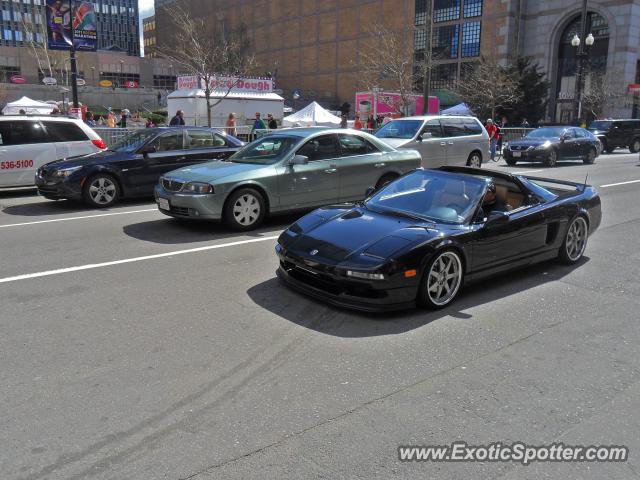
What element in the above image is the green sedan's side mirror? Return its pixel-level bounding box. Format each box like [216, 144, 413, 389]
[485, 211, 509, 228]
[290, 154, 309, 165]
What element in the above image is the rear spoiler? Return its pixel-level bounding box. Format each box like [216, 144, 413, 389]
[521, 175, 589, 192]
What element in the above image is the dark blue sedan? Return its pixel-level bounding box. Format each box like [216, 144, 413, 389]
[35, 127, 244, 207]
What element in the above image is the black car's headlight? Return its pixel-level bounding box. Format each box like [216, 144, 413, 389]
[53, 166, 83, 178]
[182, 182, 214, 194]
[535, 141, 552, 150]
[346, 270, 385, 280]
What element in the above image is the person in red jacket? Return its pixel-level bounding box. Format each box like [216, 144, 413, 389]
[485, 118, 499, 161]
[354, 115, 362, 130]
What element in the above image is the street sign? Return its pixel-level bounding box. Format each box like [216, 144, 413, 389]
[42, 76, 57, 86]
[10, 75, 26, 84]
[99, 79, 113, 87]
[75, 78, 86, 86]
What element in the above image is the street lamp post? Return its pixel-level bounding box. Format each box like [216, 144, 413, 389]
[90, 66, 96, 86]
[572, 0, 595, 124]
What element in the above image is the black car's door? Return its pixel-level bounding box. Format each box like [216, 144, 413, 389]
[471, 203, 548, 273]
[559, 128, 578, 158]
[574, 128, 592, 155]
[130, 130, 187, 193]
[609, 122, 626, 147]
[184, 129, 238, 162]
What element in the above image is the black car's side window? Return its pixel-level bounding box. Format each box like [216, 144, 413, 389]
[186, 131, 227, 149]
[150, 132, 184, 152]
[337, 134, 379, 156]
[297, 135, 338, 161]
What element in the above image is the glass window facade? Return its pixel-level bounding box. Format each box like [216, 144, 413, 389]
[431, 63, 458, 90]
[433, 0, 461, 23]
[463, 0, 483, 18]
[461, 21, 481, 57]
[433, 24, 460, 59]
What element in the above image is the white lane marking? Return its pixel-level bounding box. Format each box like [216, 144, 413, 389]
[514, 169, 546, 174]
[0, 235, 280, 284]
[600, 179, 640, 188]
[0, 208, 158, 228]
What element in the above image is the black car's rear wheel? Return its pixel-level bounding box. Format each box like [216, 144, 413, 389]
[629, 138, 640, 153]
[83, 174, 120, 208]
[223, 188, 266, 231]
[558, 216, 588, 264]
[583, 147, 597, 164]
[418, 250, 463, 309]
[543, 148, 558, 167]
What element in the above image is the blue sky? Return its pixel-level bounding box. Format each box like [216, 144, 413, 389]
[138, 0, 154, 56]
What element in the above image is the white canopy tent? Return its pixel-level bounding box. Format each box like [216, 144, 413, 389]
[441, 103, 473, 116]
[282, 101, 342, 127]
[2, 96, 56, 115]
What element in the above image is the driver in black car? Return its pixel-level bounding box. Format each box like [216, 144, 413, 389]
[482, 182, 512, 217]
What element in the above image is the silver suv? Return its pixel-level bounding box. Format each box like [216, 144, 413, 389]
[375, 115, 489, 168]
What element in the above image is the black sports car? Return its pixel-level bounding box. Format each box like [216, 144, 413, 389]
[504, 126, 601, 167]
[36, 127, 243, 207]
[276, 167, 601, 312]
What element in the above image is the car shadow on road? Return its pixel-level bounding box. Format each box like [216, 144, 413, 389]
[1, 198, 154, 217]
[247, 257, 589, 337]
[497, 161, 588, 170]
[122, 213, 302, 245]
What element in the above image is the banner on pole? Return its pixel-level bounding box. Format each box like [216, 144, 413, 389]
[46, 0, 97, 51]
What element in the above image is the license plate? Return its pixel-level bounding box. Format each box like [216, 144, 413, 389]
[158, 197, 170, 210]
[512, 151, 522, 157]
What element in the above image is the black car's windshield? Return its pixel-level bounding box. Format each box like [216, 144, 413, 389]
[588, 120, 612, 131]
[365, 170, 486, 224]
[229, 136, 299, 164]
[375, 120, 423, 139]
[525, 127, 567, 138]
[111, 129, 159, 152]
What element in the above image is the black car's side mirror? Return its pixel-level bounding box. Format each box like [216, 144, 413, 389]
[365, 186, 376, 198]
[140, 144, 156, 155]
[485, 211, 509, 228]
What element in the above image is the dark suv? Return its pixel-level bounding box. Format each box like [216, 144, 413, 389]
[587, 119, 640, 153]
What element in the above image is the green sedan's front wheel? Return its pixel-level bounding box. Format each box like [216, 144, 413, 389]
[223, 188, 266, 231]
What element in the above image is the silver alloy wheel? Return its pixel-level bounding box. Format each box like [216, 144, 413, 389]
[468, 153, 481, 168]
[633, 139, 640, 152]
[565, 217, 588, 261]
[426, 251, 463, 307]
[548, 149, 557, 166]
[88, 177, 117, 205]
[232, 193, 260, 226]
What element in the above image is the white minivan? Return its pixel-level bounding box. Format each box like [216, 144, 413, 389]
[0, 115, 106, 188]
[375, 115, 489, 168]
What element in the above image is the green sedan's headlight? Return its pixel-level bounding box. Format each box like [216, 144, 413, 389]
[53, 166, 83, 177]
[183, 182, 214, 194]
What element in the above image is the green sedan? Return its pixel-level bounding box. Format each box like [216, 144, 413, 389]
[154, 127, 422, 230]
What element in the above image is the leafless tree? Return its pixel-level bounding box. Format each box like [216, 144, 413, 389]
[19, 10, 69, 83]
[452, 56, 522, 119]
[156, 3, 257, 127]
[579, 68, 626, 120]
[356, 23, 420, 116]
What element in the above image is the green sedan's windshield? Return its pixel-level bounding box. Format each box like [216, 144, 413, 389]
[365, 170, 486, 224]
[375, 120, 423, 139]
[229, 136, 299, 164]
[111, 129, 158, 152]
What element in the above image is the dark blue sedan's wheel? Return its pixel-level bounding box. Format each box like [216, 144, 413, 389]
[583, 147, 596, 164]
[543, 149, 558, 167]
[418, 250, 463, 309]
[82, 174, 120, 208]
[558, 216, 588, 264]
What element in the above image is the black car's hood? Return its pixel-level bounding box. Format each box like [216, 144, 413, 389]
[44, 150, 136, 169]
[281, 205, 461, 264]
[508, 137, 559, 147]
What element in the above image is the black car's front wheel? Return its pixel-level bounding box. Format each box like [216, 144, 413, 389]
[558, 216, 589, 264]
[417, 250, 463, 309]
[83, 173, 120, 208]
[583, 147, 597, 164]
[223, 188, 266, 231]
[543, 148, 558, 167]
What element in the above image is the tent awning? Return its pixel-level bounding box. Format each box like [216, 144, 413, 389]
[2, 96, 56, 115]
[282, 101, 342, 126]
[167, 89, 284, 101]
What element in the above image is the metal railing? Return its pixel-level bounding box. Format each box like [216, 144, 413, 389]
[499, 127, 535, 143]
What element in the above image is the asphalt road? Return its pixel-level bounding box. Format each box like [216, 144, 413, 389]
[1, 152, 639, 480]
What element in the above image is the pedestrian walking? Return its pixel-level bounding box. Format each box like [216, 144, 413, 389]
[520, 118, 530, 128]
[85, 111, 96, 127]
[251, 112, 266, 139]
[169, 110, 185, 126]
[106, 111, 116, 128]
[226, 113, 237, 136]
[485, 118, 499, 161]
[119, 109, 128, 128]
[267, 113, 278, 130]
[340, 114, 348, 129]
